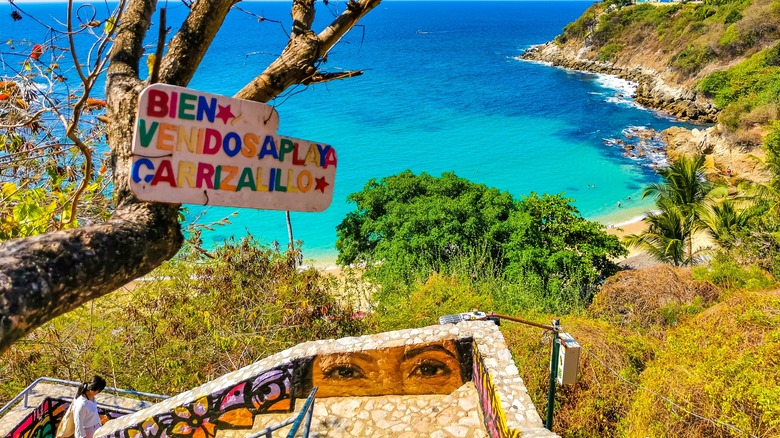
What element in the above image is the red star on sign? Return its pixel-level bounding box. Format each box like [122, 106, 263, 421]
[315, 176, 329, 193]
[216, 104, 235, 124]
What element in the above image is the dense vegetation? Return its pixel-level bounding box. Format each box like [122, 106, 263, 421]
[336, 171, 626, 310]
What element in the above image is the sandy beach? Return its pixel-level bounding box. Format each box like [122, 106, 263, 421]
[605, 218, 649, 243]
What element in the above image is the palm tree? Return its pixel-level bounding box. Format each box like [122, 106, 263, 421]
[625, 199, 692, 266]
[699, 198, 766, 250]
[639, 154, 712, 265]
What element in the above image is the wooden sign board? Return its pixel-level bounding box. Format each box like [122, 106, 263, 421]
[129, 84, 336, 212]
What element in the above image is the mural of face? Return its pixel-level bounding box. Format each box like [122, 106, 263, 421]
[311, 340, 464, 397]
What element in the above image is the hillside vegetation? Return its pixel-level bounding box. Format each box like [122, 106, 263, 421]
[5, 239, 777, 437]
[556, 0, 780, 148]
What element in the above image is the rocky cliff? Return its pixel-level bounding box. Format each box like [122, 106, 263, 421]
[521, 42, 718, 122]
[520, 0, 779, 184]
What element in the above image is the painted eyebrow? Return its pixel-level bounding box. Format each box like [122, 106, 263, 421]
[348, 352, 375, 362]
[402, 345, 456, 361]
[330, 352, 374, 363]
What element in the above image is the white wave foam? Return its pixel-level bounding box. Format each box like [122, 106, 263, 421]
[603, 125, 670, 170]
[613, 212, 659, 228]
[594, 73, 637, 97]
[606, 96, 642, 109]
[516, 57, 552, 66]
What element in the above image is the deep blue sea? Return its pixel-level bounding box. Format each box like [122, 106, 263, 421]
[2, 1, 695, 265]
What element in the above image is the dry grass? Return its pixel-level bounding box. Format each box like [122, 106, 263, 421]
[589, 266, 720, 329]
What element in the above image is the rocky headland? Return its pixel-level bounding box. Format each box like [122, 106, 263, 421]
[521, 43, 771, 184]
[521, 42, 718, 122]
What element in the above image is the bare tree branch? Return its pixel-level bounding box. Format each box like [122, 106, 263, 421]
[157, 0, 237, 86]
[291, 0, 316, 36]
[236, 0, 380, 103]
[149, 7, 167, 84]
[317, 0, 381, 56]
[303, 69, 363, 85]
[0, 110, 46, 129]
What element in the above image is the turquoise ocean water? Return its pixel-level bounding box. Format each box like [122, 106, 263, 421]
[2, 1, 697, 265]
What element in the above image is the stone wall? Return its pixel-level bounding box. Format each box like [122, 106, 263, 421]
[93, 322, 559, 438]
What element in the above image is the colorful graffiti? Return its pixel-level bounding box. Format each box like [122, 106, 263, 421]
[107, 363, 296, 438]
[472, 343, 520, 438]
[7, 398, 124, 438]
[7, 397, 64, 438]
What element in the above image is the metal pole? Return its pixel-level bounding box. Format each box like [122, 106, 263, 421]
[485, 312, 557, 331]
[546, 320, 561, 431]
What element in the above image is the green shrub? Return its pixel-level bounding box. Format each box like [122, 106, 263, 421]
[671, 44, 716, 73]
[719, 23, 740, 47]
[599, 43, 623, 62]
[697, 44, 780, 129]
[370, 272, 495, 332]
[561, 4, 602, 41]
[693, 253, 777, 290]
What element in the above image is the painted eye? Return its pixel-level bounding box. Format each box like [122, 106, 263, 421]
[409, 360, 451, 378]
[323, 365, 365, 379]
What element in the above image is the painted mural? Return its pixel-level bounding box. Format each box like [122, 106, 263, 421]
[106, 363, 296, 438]
[472, 343, 520, 438]
[7, 397, 124, 438]
[97, 340, 474, 438]
[310, 340, 472, 397]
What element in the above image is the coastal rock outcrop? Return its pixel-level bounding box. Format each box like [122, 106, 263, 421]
[661, 126, 772, 184]
[521, 43, 718, 122]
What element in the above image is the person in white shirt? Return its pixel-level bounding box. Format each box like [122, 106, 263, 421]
[72, 376, 106, 438]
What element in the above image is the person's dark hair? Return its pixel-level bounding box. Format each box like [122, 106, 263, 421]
[75, 376, 107, 398]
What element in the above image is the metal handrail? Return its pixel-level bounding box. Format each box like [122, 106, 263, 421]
[0, 377, 169, 418]
[245, 387, 318, 438]
[286, 387, 317, 438]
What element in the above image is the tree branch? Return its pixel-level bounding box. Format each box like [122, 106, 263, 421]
[0, 203, 183, 352]
[302, 69, 363, 85]
[291, 0, 315, 37]
[107, 0, 155, 86]
[157, 0, 237, 86]
[317, 0, 381, 56]
[236, 0, 381, 103]
[149, 7, 167, 84]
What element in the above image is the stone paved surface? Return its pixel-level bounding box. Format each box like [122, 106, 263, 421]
[220, 382, 488, 438]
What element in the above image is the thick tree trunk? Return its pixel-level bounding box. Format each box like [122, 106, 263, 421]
[0, 0, 381, 353]
[0, 203, 182, 351]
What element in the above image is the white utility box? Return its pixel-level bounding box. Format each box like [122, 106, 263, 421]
[556, 332, 580, 385]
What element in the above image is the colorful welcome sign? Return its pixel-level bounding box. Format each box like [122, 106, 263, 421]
[130, 84, 337, 211]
